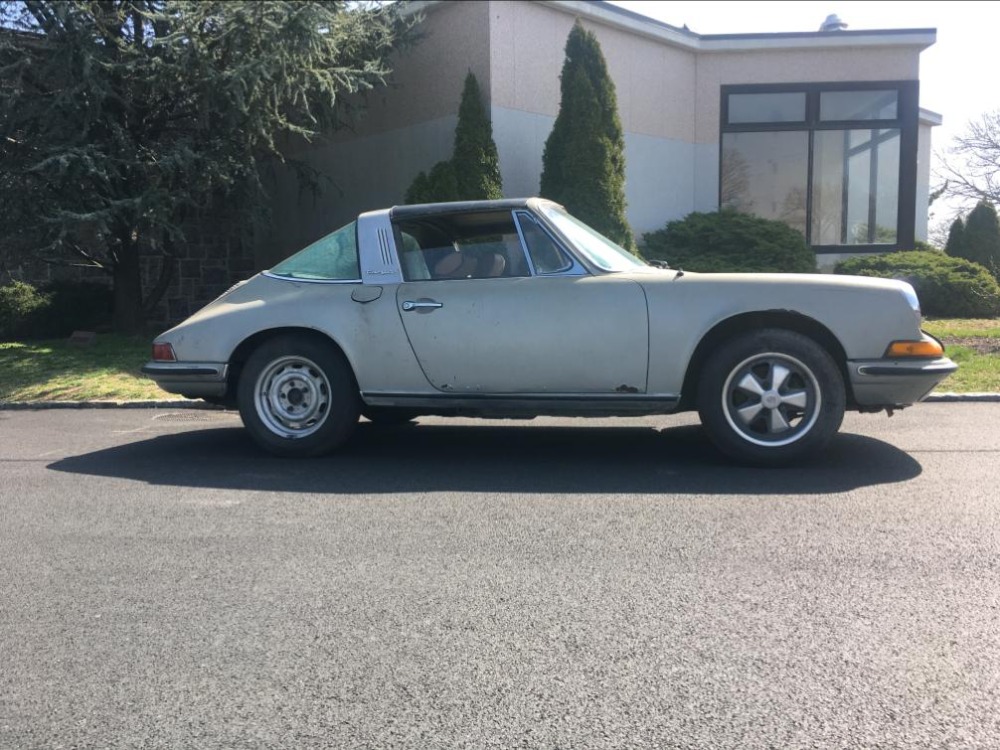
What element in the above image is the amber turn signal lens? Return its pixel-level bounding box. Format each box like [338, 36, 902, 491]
[885, 340, 944, 358]
[152, 343, 177, 362]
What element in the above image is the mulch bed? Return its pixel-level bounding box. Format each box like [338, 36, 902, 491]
[944, 337, 1000, 355]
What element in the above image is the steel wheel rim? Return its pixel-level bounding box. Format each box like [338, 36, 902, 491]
[721, 352, 821, 448]
[254, 355, 332, 439]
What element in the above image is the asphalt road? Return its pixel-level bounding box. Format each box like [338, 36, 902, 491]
[1, 405, 998, 749]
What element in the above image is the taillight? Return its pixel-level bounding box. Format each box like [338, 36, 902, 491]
[152, 343, 177, 362]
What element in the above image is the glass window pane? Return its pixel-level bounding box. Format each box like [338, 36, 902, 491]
[516, 212, 572, 274]
[537, 205, 647, 272]
[874, 130, 900, 243]
[269, 222, 359, 280]
[721, 131, 809, 236]
[728, 92, 806, 124]
[394, 213, 531, 280]
[820, 90, 898, 121]
[811, 129, 900, 245]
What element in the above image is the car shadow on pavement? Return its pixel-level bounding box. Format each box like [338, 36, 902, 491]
[47, 420, 922, 495]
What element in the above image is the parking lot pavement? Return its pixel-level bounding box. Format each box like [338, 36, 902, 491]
[1, 405, 999, 748]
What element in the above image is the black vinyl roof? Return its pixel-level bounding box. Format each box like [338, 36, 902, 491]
[390, 198, 537, 220]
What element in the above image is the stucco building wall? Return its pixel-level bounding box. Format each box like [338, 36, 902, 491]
[256, 0, 937, 266]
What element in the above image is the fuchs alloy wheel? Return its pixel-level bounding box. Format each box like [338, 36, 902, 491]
[697, 328, 846, 466]
[237, 334, 360, 457]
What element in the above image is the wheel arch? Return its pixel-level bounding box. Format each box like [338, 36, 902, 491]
[679, 311, 853, 410]
[226, 327, 358, 401]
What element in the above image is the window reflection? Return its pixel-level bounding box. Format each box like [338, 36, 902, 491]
[728, 93, 806, 124]
[811, 129, 899, 245]
[820, 90, 897, 121]
[721, 132, 810, 237]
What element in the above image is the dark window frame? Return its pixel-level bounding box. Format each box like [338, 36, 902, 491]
[719, 80, 919, 254]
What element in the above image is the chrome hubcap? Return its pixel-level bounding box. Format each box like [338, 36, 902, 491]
[722, 353, 821, 447]
[254, 356, 331, 438]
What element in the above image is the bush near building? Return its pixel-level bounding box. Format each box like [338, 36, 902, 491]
[945, 201, 1000, 279]
[404, 73, 502, 204]
[640, 210, 817, 273]
[540, 22, 633, 250]
[0, 281, 114, 340]
[0, 282, 50, 340]
[835, 251, 1000, 318]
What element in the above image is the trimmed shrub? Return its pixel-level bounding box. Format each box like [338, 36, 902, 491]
[640, 210, 817, 274]
[404, 72, 501, 204]
[540, 22, 632, 249]
[0, 281, 51, 339]
[960, 201, 1000, 278]
[453, 72, 503, 200]
[404, 160, 458, 205]
[3, 281, 115, 339]
[945, 216, 965, 258]
[835, 251, 1000, 318]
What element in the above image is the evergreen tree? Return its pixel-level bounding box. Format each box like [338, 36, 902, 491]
[0, 1, 415, 333]
[404, 72, 501, 203]
[426, 161, 459, 203]
[404, 172, 433, 205]
[945, 217, 966, 259]
[540, 22, 633, 249]
[960, 201, 1000, 277]
[453, 72, 502, 200]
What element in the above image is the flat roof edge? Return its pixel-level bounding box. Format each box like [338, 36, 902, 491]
[408, 1, 936, 53]
[919, 108, 943, 126]
[550, 1, 936, 52]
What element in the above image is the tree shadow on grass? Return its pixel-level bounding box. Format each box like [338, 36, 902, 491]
[48, 419, 922, 496]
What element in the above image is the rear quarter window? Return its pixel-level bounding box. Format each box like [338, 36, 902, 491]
[269, 222, 360, 281]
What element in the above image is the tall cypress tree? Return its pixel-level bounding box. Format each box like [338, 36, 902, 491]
[540, 22, 633, 249]
[945, 217, 966, 259]
[404, 72, 501, 203]
[453, 73, 503, 200]
[960, 201, 1000, 277]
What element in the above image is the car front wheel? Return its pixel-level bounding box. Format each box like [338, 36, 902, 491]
[237, 335, 360, 457]
[697, 328, 845, 466]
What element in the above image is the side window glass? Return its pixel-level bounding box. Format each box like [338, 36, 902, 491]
[397, 232, 431, 280]
[517, 212, 572, 274]
[269, 222, 360, 281]
[394, 213, 531, 281]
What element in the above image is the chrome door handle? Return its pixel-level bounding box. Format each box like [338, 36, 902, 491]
[401, 299, 443, 312]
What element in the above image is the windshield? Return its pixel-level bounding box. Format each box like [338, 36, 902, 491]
[538, 205, 647, 272]
[268, 221, 360, 281]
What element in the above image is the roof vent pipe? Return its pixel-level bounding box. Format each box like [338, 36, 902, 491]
[819, 14, 848, 31]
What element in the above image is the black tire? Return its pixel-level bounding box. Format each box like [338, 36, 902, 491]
[361, 407, 421, 426]
[237, 334, 360, 458]
[696, 328, 845, 466]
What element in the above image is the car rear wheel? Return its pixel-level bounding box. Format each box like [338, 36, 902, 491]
[697, 328, 845, 466]
[237, 335, 360, 457]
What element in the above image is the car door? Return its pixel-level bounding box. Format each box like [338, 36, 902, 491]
[393, 212, 649, 394]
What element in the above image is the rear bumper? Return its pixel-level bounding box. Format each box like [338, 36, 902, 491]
[141, 361, 229, 398]
[848, 356, 958, 407]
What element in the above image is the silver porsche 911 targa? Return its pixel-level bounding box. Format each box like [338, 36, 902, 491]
[144, 198, 957, 465]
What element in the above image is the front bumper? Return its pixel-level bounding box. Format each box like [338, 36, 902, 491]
[848, 356, 958, 407]
[141, 361, 229, 398]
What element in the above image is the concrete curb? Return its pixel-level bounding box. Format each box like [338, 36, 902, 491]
[2, 394, 999, 409]
[0, 400, 226, 410]
[923, 392, 1000, 403]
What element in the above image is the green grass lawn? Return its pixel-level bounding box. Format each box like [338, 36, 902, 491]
[923, 318, 1000, 393]
[0, 318, 997, 402]
[0, 335, 182, 402]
